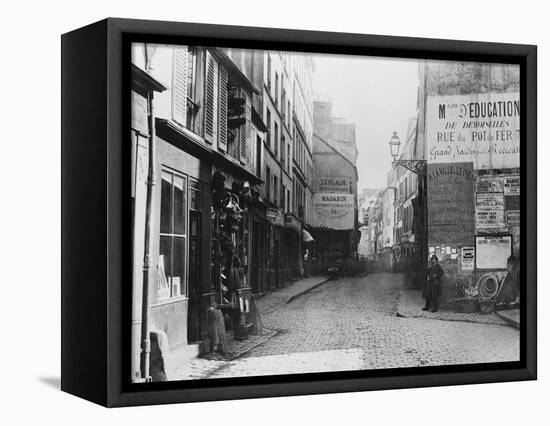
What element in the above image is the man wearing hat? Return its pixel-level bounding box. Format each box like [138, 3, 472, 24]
[423, 254, 444, 312]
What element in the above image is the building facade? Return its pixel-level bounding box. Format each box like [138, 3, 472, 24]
[130, 44, 318, 381]
[418, 60, 520, 306]
[131, 44, 264, 381]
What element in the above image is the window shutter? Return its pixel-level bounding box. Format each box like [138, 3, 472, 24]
[239, 88, 249, 164]
[204, 51, 215, 144]
[217, 67, 228, 152]
[172, 46, 188, 127]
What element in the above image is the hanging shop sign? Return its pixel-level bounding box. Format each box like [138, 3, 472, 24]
[284, 214, 302, 232]
[310, 193, 355, 230]
[475, 193, 505, 229]
[266, 208, 284, 227]
[426, 93, 519, 169]
[475, 235, 512, 270]
[461, 246, 475, 270]
[427, 162, 475, 246]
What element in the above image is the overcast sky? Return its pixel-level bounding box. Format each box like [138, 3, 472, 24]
[312, 54, 420, 190]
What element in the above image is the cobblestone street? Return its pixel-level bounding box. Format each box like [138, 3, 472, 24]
[174, 273, 520, 380]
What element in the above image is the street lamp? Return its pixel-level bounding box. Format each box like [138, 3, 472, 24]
[388, 131, 426, 176]
[389, 131, 401, 162]
[388, 130, 427, 289]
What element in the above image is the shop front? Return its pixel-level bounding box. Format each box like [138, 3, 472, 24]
[266, 208, 285, 290]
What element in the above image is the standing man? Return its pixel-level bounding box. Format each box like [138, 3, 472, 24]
[423, 254, 444, 312]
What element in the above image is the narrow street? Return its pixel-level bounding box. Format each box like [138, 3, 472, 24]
[203, 273, 519, 379]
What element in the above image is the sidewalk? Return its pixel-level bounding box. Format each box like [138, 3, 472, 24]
[396, 288, 510, 327]
[495, 309, 520, 329]
[170, 275, 329, 380]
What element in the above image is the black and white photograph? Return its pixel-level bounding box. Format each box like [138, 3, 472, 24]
[130, 43, 521, 383]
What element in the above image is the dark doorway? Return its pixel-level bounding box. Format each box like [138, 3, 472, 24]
[187, 207, 202, 342]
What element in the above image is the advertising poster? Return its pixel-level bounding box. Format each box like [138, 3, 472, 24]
[503, 176, 520, 195]
[475, 235, 512, 269]
[461, 246, 475, 270]
[426, 93, 520, 170]
[311, 193, 355, 230]
[475, 193, 505, 229]
[427, 162, 475, 246]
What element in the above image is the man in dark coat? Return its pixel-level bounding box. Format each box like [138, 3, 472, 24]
[423, 254, 444, 312]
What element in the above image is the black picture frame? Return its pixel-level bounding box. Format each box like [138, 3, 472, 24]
[61, 18, 537, 407]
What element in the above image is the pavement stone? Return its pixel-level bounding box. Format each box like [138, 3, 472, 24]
[397, 288, 510, 326]
[170, 275, 328, 381]
[173, 273, 519, 380]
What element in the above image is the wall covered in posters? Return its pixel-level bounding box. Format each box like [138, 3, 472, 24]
[427, 162, 476, 304]
[426, 93, 519, 170]
[427, 162, 475, 246]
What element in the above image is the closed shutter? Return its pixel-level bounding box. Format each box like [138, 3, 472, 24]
[217, 67, 228, 152]
[239, 88, 249, 164]
[204, 51, 215, 143]
[172, 46, 188, 127]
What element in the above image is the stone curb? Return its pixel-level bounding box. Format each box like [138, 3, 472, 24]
[395, 290, 512, 327]
[285, 278, 331, 304]
[224, 329, 279, 361]
[495, 311, 520, 329]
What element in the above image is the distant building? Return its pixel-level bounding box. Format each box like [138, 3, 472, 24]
[313, 99, 358, 164]
[309, 99, 359, 272]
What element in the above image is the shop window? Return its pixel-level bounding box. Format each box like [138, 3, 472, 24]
[158, 169, 188, 301]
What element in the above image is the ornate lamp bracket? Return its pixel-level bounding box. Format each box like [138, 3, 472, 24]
[392, 159, 427, 176]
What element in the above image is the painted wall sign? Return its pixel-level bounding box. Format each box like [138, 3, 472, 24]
[428, 162, 475, 246]
[475, 235, 512, 269]
[461, 246, 475, 270]
[266, 208, 284, 227]
[475, 193, 505, 229]
[426, 93, 520, 169]
[313, 151, 355, 193]
[310, 193, 355, 230]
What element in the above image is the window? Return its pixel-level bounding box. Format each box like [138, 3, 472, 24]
[256, 135, 262, 175]
[274, 176, 278, 206]
[281, 136, 286, 169]
[266, 109, 271, 148]
[266, 167, 271, 201]
[159, 169, 187, 301]
[286, 143, 290, 172]
[275, 73, 279, 107]
[281, 89, 286, 122]
[287, 100, 291, 128]
[274, 123, 279, 157]
[287, 188, 291, 213]
[267, 55, 272, 90]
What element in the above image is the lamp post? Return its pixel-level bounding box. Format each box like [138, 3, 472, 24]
[388, 131, 427, 289]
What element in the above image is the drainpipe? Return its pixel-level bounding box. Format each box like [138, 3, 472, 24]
[140, 89, 156, 381]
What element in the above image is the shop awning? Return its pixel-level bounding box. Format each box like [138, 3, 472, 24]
[302, 229, 314, 243]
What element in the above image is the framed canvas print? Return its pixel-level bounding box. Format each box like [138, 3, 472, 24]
[61, 18, 537, 407]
